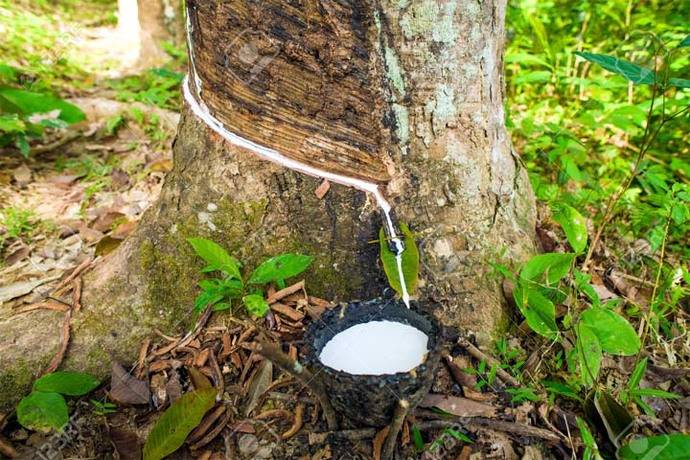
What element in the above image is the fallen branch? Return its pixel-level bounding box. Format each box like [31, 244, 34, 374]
[382, 399, 410, 460]
[281, 403, 305, 439]
[0, 436, 18, 459]
[53, 257, 94, 295]
[414, 412, 562, 443]
[458, 338, 520, 387]
[309, 428, 378, 445]
[255, 341, 338, 430]
[13, 301, 69, 314]
[43, 308, 72, 375]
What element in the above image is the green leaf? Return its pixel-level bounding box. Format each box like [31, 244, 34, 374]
[669, 77, 690, 89]
[679, 35, 690, 48]
[520, 253, 575, 285]
[543, 380, 582, 402]
[553, 204, 588, 253]
[16, 134, 30, 157]
[579, 307, 641, 356]
[143, 388, 216, 460]
[0, 114, 26, 133]
[379, 223, 420, 296]
[576, 322, 602, 387]
[619, 434, 690, 459]
[243, 294, 269, 317]
[248, 253, 312, 285]
[574, 52, 656, 85]
[514, 283, 559, 340]
[411, 424, 425, 451]
[576, 417, 598, 453]
[33, 372, 100, 396]
[187, 238, 241, 279]
[631, 388, 680, 399]
[0, 87, 85, 123]
[17, 392, 69, 432]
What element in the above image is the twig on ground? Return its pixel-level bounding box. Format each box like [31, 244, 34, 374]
[382, 399, 410, 460]
[13, 301, 69, 314]
[458, 338, 520, 387]
[414, 414, 562, 443]
[281, 403, 305, 439]
[0, 436, 18, 459]
[309, 428, 378, 445]
[71, 277, 82, 313]
[255, 340, 338, 430]
[43, 308, 72, 375]
[53, 257, 94, 295]
[30, 130, 82, 154]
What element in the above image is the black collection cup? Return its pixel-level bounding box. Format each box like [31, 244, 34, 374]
[304, 298, 441, 427]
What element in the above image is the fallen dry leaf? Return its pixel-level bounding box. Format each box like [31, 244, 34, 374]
[109, 426, 141, 460]
[315, 180, 330, 199]
[420, 394, 497, 418]
[110, 361, 150, 405]
[244, 360, 273, 416]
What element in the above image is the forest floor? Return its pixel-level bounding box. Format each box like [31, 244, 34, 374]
[1, 1, 689, 460]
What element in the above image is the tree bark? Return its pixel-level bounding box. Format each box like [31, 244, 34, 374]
[0, 0, 535, 410]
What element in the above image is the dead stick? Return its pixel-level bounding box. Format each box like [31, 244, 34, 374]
[458, 338, 520, 387]
[382, 399, 410, 460]
[71, 277, 82, 313]
[415, 417, 561, 443]
[255, 341, 338, 430]
[0, 436, 18, 459]
[53, 257, 93, 295]
[43, 308, 72, 375]
[309, 428, 378, 445]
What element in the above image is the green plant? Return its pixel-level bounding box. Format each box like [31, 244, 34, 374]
[17, 372, 100, 432]
[619, 357, 680, 416]
[108, 67, 184, 110]
[143, 387, 216, 460]
[90, 399, 117, 416]
[188, 237, 313, 317]
[0, 206, 40, 249]
[378, 223, 420, 298]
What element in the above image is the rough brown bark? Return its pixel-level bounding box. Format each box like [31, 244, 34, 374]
[0, 0, 535, 410]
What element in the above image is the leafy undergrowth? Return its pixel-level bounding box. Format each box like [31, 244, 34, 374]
[498, 1, 690, 457]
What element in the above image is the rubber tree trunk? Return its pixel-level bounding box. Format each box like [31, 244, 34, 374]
[0, 0, 535, 410]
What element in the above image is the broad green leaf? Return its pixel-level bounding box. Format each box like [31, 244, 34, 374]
[379, 223, 420, 297]
[143, 388, 216, 460]
[520, 253, 575, 285]
[17, 392, 69, 432]
[0, 64, 18, 82]
[574, 52, 656, 85]
[553, 204, 588, 253]
[576, 322, 602, 387]
[580, 307, 641, 355]
[574, 270, 600, 306]
[33, 372, 100, 396]
[668, 78, 690, 89]
[248, 253, 313, 285]
[243, 294, 269, 317]
[0, 114, 26, 133]
[679, 36, 690, 48]
[514, 284, 559, 340]
[187, 238, 241, 279]
[619, 434, 690, 459]
[0, 88, 85, 123]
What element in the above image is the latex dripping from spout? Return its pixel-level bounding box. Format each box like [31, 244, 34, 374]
[379, 208, 411, 308]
